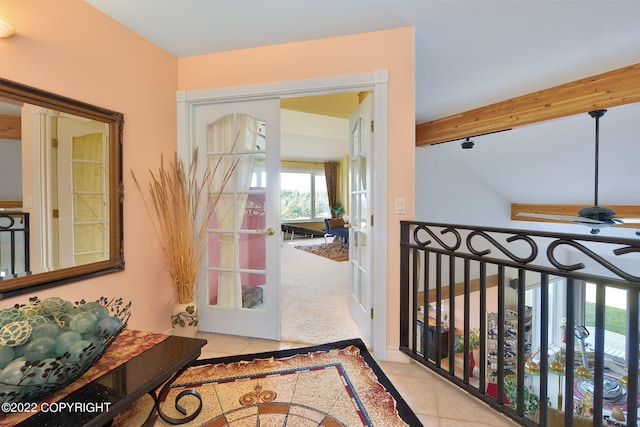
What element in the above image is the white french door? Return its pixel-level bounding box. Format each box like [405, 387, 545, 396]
[56, 116, 109, 269]
[193, 99, 281, 340]
[178, 71, 388, 356]
[348, 93, 373, 344]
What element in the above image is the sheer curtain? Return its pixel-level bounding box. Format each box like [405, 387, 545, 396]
[208, 114, 259, 307]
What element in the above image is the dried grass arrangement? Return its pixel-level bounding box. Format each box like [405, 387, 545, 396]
[132, 149, 237, 304]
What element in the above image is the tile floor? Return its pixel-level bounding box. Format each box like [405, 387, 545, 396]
[196, 332, 518, 426]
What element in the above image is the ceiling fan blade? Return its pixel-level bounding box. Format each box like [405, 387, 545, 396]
[616, 218, 640, 224]
[516, 212, 606, 224]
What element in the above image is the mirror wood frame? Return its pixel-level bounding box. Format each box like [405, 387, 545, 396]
[0, 77, 124, 298]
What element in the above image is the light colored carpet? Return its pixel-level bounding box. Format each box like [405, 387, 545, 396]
[280, 238, 365, 346]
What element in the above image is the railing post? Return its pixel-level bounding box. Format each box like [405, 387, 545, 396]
[565, 279, 575, 427]
[497, 265, 506, 406]
[24, 213, 30, 273]
[516, 268, 526, 418]
[399, 221, 410, 349]
[627, 287, 639, 427]
[463, 258, 471, 384]
[412, 248, 419, 355]
[594, 283, 606, 426]
[479, 261, 487, 394]
[539, 273, 549, 427]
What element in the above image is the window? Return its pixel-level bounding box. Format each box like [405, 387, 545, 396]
[527, 279, 632, 364]
[584, 282, 628, 361]
[280, 170, 330, 221]
[525, 277, 564, 352]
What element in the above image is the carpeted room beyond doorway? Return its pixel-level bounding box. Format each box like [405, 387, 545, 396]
[281, 237, 364, 346]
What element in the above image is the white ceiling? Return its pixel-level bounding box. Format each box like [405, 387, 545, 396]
[426, 102, 640, 206]
[84, 0, 640, 123]
[83, 0, 640, 213]
[281, 109, 348, 162]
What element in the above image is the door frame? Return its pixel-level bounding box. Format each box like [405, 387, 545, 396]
[177, 70, 389, 359]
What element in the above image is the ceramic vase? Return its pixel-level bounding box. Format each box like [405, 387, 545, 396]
[171, 302, 198, 337]
[469, 352, 476, 377]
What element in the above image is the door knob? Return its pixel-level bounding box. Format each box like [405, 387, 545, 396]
[257, 228, 275, 236]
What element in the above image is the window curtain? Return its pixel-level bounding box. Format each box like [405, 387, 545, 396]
[208, 114, 258, 307]
[324, 161, 338, 218]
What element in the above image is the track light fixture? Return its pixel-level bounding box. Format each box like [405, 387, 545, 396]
[461, 137, 474, 149]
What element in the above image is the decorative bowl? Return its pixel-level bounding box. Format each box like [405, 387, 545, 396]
[0, 296, 131, 403]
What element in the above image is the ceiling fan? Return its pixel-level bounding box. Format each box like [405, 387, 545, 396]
[517, 109, 640, 235]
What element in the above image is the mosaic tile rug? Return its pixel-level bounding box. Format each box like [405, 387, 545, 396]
[114, 339, 421, 426]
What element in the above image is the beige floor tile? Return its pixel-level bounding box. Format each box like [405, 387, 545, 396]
[377, 360, 431, 378]
[198, 349, 231, 359]
[419, 414, 441, 426]
[195, 331, 255, 355]
[239, 338, 295, 354]
[434, 419, 467, 427]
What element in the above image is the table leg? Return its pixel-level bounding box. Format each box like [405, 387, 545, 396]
[142, 364, 203, 426]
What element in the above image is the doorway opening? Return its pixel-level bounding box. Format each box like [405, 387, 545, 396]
[279, 91, 367, 346]
[178, 70, 389, 357]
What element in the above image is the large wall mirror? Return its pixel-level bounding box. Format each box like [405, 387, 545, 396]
[0, 77, 123, 297]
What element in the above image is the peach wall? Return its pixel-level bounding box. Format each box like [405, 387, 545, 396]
[0, 2, 416, 348]
[178, 27, 416, 348]
[0, 0, 179, 332]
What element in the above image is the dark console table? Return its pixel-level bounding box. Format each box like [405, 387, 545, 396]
[17, 334, 207, 426]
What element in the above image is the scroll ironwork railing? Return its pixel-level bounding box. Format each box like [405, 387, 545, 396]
[0, 211, 30, 279]
[400, 221, 640, 427]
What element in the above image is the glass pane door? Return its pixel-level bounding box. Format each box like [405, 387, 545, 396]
[348, 93, 372, 343]
[194, 99, 280, 340]
[207, 114, 267, 310]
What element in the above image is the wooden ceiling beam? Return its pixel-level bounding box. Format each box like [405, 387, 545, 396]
[0, 114, 21, 139]
[511, 203, 640, 228]
[416, 63, 640, 146]
[0, 201, 22, 209]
